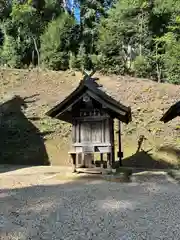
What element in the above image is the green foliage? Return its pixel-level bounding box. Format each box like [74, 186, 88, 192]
[97, 0, 152, 74]
[0, 0, 179, 84]
[43, 0, 63, 21]
[0, 34, 21, 67]
[164, 41, 180, 84]
[95, 0, 180, 83]
[40, 13, 76, 70]
[162, 15, 180, 83]
[90, 54, 103, 69]
[133, 55, 152, 78]
[0, 0, 11, 20]
[77, 44, 93, 70]
[3, 1, 44, 66]
[69, 51, 76, 69]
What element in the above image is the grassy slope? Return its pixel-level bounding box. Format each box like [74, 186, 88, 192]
[0, 68, 180, 167]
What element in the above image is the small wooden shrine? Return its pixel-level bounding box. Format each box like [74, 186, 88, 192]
[161, 101, 180, 123]
[46, 71, 132, 172]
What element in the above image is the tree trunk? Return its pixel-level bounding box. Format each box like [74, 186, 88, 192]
[155, 43, 161, 83]
[32, 37, 40, 67]
[156, 63, 161, 83]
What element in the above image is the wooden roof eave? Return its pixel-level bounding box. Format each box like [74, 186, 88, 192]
[160, 101, 180, 123]
[85, 81, 129, 113]
[53, 89, 131, 124]
[46, 80, 86, 118]
[46, 77, 132, 124]
[86, 90, 131, 123]
[55, 93, 88, 119]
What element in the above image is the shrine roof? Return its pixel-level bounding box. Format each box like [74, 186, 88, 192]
[46, 73, 132, 124]
[160, 101, 180, 123]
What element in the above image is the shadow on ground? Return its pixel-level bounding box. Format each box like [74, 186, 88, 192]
[0, 95, 52, 172]
[122, 150, 173, 169]
[0, 165, 33, 174]
[158, 145, 180, 163]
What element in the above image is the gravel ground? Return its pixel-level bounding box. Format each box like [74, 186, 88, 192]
[0, 167, 180, 240]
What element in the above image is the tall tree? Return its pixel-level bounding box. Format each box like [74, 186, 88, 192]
[40, 13, 78, 70]
[97, 0, 152, 74]
[0, 0, 12, 20]
[152, 0, 180, 83]
[71, 0, 112, 70]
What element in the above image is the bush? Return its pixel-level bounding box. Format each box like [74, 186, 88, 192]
[94, 53, 127, 74]
[40, 13, 76, 70]
[133, 55, 152, 78]
[91, 54, 104, 71]
[163, 41, 180, 84]
[0, 35, 21, 68]
[69, 52, 77, 69]
[70, 45, 93, 71]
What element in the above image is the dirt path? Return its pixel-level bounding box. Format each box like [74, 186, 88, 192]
[0, 166, 74, 189]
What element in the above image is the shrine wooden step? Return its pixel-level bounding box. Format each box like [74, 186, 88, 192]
[76, 167, 106, 174]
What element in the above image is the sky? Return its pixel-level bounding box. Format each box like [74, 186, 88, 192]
[67, 0, 80, 22]
[74, 6, 80, 22]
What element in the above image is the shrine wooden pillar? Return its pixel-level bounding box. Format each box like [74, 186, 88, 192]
[100, 153, 103, 168]
[118, 120, 122, 166]
[109, 118, 115, 167]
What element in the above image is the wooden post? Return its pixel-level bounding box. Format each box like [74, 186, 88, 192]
[109, 118, 115, 167]
[112, 119, 115, 166]
[84, 153, 93, 168]
[82, 153, 85, 167]
[77, 153, 81, 167]
[100, 153, 103, 168]
[72, 120, 76, 143]
[118, 120, 122, 166]
[107, 153, 111, 169]
[70, 153, 76, 172]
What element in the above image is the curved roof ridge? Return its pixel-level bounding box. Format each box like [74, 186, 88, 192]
[46, 74, 132, 124]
